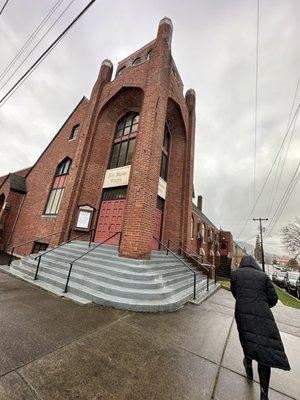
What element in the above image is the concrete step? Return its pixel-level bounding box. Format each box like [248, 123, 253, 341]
[32, 250, 194, 273]
[12, 261, 204, 301]
[24, 256, 192, 282]
[10, 263, 214, 312]
[20, 258, 199, 290]
[9, 240, 214, 313]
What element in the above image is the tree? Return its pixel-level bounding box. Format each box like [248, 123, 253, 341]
[254, 235, 262, 262]
[286, 258, 299, 271]
[281, 222, 300, 256]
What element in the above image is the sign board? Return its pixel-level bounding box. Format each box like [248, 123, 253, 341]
[103, 166, 131, 188]
[158, 177, 167, 199]
[76, 210, 92, 229]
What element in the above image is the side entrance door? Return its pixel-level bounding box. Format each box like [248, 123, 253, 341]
[95, 188, 127, 245]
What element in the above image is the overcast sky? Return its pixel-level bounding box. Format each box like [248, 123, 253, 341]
[0, 0, 299, 255]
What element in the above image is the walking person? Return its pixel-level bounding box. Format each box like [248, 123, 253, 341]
[231, 255, 290, 400]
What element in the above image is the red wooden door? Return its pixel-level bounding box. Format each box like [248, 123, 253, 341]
[152, 208, 163, 250]
[95, 199, 126, 245]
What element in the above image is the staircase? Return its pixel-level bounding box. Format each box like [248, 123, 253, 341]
[9, 240, 218, 312]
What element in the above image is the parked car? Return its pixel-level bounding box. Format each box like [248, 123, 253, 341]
[285, 271, 300, 296]
[296, 278, 300, 300]
[272, 271, 287, 288]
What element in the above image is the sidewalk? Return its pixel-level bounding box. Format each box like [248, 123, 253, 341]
[0, 271, 299, 400]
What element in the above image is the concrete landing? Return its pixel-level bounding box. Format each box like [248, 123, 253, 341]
[0, 271, 299, 400]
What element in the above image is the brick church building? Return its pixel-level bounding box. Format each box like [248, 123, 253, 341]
[0, 18, 233, 272]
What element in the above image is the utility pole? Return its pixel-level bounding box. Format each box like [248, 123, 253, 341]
[253, 218, 268, 272]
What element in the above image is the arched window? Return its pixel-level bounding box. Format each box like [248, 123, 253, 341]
[201, 223, 205, 241]
[146, 50, 152, 60]
[160, 125, 170, 182]
[132, 57, 141, 66]
[116, 66, 126, 76]
[44, 157, 71, 215]
[191, 216, 194, 239]
[109, 112, 139, 169]
[0, 193, 6, 219]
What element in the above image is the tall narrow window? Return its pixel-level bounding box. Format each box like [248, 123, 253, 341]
[69, 124, 79, 140]
[44, 158, 71, 215]
[109, 112, 139, 169]
[160, 125, 170, 182]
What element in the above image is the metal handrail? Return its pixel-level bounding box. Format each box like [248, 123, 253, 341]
[182, 243, 217, 284]
[8, 230, 66, 266]
[153, 236, 197, 300]
[168, 239, 211, 291]
[34, 228, 95, 280]
[63, 231, 122, 293]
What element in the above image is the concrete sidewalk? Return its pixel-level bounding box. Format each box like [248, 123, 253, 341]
[0, 271, 299, 400]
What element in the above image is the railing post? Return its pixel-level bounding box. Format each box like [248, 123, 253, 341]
[118, 231, 122, 251]
[64, 263, 73, 293]
[8, 247, 15, 266]
[193, 273, 196, 299]
[34, 256, 41, 280]
[89, 229, 93, 248]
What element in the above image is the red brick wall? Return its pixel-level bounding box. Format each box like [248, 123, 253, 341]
[7, 98, 89, 256]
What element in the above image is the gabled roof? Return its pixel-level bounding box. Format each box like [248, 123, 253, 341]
[0, 167, 31, 190]
[9, 174, 27, 194]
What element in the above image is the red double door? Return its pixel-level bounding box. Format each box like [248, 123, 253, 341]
[95, 199, 126, 245]
[95, 199, 163, 249]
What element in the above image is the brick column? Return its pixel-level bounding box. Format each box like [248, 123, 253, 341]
[182, 89, 196, 249]
[119, 18, 173, 259]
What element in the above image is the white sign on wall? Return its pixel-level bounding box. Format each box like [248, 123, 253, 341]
[76, 211, 91, 229]
[103, 165, 131, 188]
[158, 177, 167, 199]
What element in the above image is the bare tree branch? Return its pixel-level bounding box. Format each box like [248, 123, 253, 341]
[281, 222, 300, 255]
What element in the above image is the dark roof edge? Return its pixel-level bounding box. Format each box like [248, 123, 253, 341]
[233, 240, 247, 252]
[25, 96, 89, 179]
[192, 203, 218, 231]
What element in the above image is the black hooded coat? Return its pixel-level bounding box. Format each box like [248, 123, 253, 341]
[231, 255, 290, 370]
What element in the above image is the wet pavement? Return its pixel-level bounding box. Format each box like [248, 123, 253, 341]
[0, 271, 299, 400]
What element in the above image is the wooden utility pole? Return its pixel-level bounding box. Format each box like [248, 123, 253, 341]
[253, 218, 268, 272]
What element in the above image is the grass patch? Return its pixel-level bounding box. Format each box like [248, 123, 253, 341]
[219, 280, 231, 290]
[275, 286, 300, 309]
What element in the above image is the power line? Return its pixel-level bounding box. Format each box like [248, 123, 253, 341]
[0, 0, 77, 92]
[266, 163, 300, 236]
[265, 77, 300, 216]
[0, 0, 9, 15]
[253, 0, 260, 216]
[238, 104, 300, 237]
[0, 0, 97, 108]
[0, 0, 64, 82]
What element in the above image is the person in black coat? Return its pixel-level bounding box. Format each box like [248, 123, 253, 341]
[231, 255, 290, 400]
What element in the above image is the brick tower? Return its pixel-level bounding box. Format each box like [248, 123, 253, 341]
[1, 18, 196, 261]
[64, 17, 197, 260]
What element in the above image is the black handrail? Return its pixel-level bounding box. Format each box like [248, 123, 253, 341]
[181, 242, 217, 285]
[153, 236, 197, 300]
[34, 228, 95, 280]
[168, 239, 211, 291]
[8, 230, 66, 266]
[63, 231, 122, 293]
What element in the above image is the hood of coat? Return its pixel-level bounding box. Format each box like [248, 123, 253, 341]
[238, 255, 262, 271]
